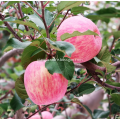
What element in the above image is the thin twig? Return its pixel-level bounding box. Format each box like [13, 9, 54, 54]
[17, 3, 34, 40]
[0, 13, 22, 42]
[107, 94, 112, 119]
[57, 9, 70, 29]
[22, 1, 42, 18]
[0, 90, 12, 101]
[43, 1, 50, 8]
[41, 1, 52, 55]
[109, 25, 120, 52]
[0, 49, 23, 68]
[52, 104, 59, 116]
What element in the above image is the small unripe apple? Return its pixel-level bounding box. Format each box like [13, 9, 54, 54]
[57, 16, 102, 63]
[24, 61, 68, 105]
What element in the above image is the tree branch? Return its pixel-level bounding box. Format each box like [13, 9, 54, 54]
[0, 90, 12, 101]
[0, 13, 22, 42]
[41, 1, 52, 55]
[109, 25, 120, 52]
[0, 49, 23, 68]
[57, 9, 70, 29]
[17, 3, 34, 40]
[43, 1, 50, 8]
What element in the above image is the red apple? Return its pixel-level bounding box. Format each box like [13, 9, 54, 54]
[57, 16, 102, 63]
[24, 60, 68, 105]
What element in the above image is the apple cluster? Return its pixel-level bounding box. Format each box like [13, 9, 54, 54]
[24, 16, 102, 105]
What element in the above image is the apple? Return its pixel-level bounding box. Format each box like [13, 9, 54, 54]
[29, 113, 41, 119]
[24, 60, 68, 105]
[57, 16, 102, 63]
[41, 111, 53, 119]
[29, 111, 53, 119]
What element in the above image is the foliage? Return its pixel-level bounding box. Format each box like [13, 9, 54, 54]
[0, 1, 120, 119]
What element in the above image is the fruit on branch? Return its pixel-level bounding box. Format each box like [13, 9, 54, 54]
[41, 111, 53, 119]
[57, 16, 102, 63]
[24, 61, 68, 105]
[29, 111, 53, 119]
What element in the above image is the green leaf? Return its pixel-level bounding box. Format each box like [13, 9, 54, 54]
[46, 7, 57, 12]
[0, 107, 3, 116]
[60, 30, 99, 41]
[31, 49, 42, 57]
[71, 6, 90, 15]
[71, 98, 93, 118]
[95, 69, 105, 76]
[97, 46, 111, 63]
[93, 110, 110, 119]
[22, 7, 33, 14]
[4, 17, 17, 22]
[10, 92, 25, 112]
[2, 1, 19, 8]
[57, 1, 85, 13]
[78, 83, 95, 96]
[111, 93, 120, 106]
[2, 38, 31, 52]
[0, 103, 9, 111]
[45, 57, 74, 80]
[0, 27, 12, 34]
[8, 20, 40, 32]
[111, 104, 120, 114]
[24, 30, 34, 36]
[15, 74, 28, 99]
[100, 61, 116, 73]
[106, 80, 120, 87]
[21, 39, 46, 68]
[28, 14, 44, 29]
[106, 31, 120, 40]
[47, 38, 75, 57]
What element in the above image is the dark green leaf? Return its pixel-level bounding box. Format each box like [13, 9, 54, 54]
[21, 39, 46, 68]
[2, 38, 31, 52]
[100, 61, 116, 73]
[8, 20, 40, 32]
[0, 103, 9, 111]
[111, 93, 120, 106]
[10, 92, 25, 112]
[78, 83, 95, 96]
[15, 74, 28, 99]
[60, 30, 99, 41]
[106, 81, 120, 87]
[0, 107, 3, 116]
[45, 57, 74, 80]
[97, 46, 111, 63]
[57, 1, 85, 13]
[4, 17, 17, 22]
[93, 110, 110, 119]
[47, 38, 75, 57]
[111, 104, 120, 114]
[71, 6, 90, 15]
[71, 98, 93, 118]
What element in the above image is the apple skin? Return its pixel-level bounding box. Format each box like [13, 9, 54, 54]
[24, 60, 68, 105]
[57, 16, 102, 63]
[41, 111, 53, 119]
[29, 111, 53, 119]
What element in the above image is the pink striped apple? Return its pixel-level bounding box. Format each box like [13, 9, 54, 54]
[24, 60, 68, 105]
[29, 111, 53, 119]
[57, 16, 102, 63]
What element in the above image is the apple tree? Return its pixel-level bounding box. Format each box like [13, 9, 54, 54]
[0, 1, 120, 119]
